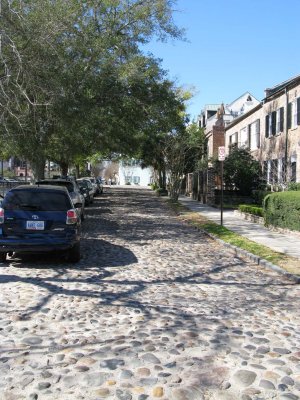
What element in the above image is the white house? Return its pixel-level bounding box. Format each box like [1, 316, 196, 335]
[118, 159, 153, 186]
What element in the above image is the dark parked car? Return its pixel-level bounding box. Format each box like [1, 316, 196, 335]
[36, 178, 85, 221]
[77, 179, 94, 205]
[0, 185, 81, 263]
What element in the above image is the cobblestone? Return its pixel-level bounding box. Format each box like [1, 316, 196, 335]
[0, 187, 299, 399]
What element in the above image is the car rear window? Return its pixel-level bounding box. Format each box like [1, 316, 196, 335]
[37, 181, 74, 192]
[3, 190, 72, 211]
[78, 181, 88, 188]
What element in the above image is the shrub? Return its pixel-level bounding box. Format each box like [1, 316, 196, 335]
[287, 182, 300, 191]
[150, 182, 159, 190]
[238, 204, 264, 217]
[252, 190, 271, 205]
[264, 191, 300, 231]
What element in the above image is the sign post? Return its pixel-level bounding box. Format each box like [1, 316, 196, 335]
[218, 147, 225, 226]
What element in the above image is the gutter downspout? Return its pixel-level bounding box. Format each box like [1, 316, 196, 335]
[284, 88, 289, 186]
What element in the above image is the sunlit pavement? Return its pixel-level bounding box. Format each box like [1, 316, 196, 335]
[0, 187, 299, 400]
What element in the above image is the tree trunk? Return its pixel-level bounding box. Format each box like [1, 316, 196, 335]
[59, 161, 69, 176]
[30, 158, 46, 181]
[75, 164, 80, 178]
[168, 175, 182, 201]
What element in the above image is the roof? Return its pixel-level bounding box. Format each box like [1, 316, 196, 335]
[264, 73, 300, 99]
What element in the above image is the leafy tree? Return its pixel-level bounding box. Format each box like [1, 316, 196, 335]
[162, 121, 205, 200]
[0, 0, 184, 179]
[221, 147, 261, 196]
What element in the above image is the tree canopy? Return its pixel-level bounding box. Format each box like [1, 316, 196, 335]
[222, 147, 262, 195]
[0, 0, 186, 178]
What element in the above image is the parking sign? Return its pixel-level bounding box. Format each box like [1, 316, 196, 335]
[218, 146, 225, 161]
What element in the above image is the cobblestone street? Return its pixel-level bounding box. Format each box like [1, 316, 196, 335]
[0, 187, 299, 400]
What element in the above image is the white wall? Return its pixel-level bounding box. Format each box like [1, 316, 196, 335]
[119, 163, 153, 186]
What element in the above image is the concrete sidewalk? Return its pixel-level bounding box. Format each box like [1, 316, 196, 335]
[179, 195, 300, 260]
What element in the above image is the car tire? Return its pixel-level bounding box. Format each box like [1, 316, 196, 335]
[67, 243, 80, 263]
[0, 252, 7, 263]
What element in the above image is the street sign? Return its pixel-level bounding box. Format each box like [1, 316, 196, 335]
[218, 146, 225, 161]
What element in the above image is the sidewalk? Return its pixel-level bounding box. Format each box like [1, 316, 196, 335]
[178, 195, 300, 260]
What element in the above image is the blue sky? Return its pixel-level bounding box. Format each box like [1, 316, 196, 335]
[144, 0, 300, 121]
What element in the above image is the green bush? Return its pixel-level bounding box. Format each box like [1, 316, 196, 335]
[264, 191, 300, 231]
[252, 190, 271, 205]
[287, 182, 300, 191]
[150, 182, 159, 190]
[238, 204, 264, 217]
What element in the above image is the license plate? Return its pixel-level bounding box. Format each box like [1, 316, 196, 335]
[26, 221, 45, 230]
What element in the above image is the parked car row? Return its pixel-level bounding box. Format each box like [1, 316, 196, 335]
[0, 176, 103, 264]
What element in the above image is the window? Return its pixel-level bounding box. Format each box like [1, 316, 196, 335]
[133, 176, 140, 184]
[125, 176, 132, 183]
[288, 99, 299, 129]
[229, 132, 238, 145]
[265, 111, 277, 137]
[276, 107, 284, 134]
[229, 132, 238, 152]
[240, 127, 248, 147]
[3, 190, 72, 211]
[249, 120, 261, 151]
[291, 162, 297, 182]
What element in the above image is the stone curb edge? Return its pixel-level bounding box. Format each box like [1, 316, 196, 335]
[198, 227, 300, 284]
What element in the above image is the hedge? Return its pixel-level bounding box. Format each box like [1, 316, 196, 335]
[264, 191, 300, 231]
[238, 204, 264, 217]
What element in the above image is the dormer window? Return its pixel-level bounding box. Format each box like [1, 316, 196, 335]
[247, 95, 252, 102]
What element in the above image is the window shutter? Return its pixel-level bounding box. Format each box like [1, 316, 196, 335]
[287, 102, 292, 129]
[247, 124, 251, 148]
[265, 115, 269, 137]
[280, 107, 284, 132]
[256, 119, 260, 133]
[271, 111, 277, 135]
[256, 119, 260, 148]
[297, 98, 300, 125]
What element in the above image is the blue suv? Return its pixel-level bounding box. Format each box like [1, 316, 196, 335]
[0, 185, 81, 263]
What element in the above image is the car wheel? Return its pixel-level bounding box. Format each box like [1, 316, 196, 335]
[67, 243, 80, 263]
[0, 252, 7, 263]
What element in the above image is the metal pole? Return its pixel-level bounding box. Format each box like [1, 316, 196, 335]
[220, 160, 223, 226]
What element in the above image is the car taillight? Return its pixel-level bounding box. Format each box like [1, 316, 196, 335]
[0, 208, 4, 224]
[66, 209, 78, 224]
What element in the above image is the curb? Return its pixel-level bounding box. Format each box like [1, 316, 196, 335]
[199, 228, 300, 284]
